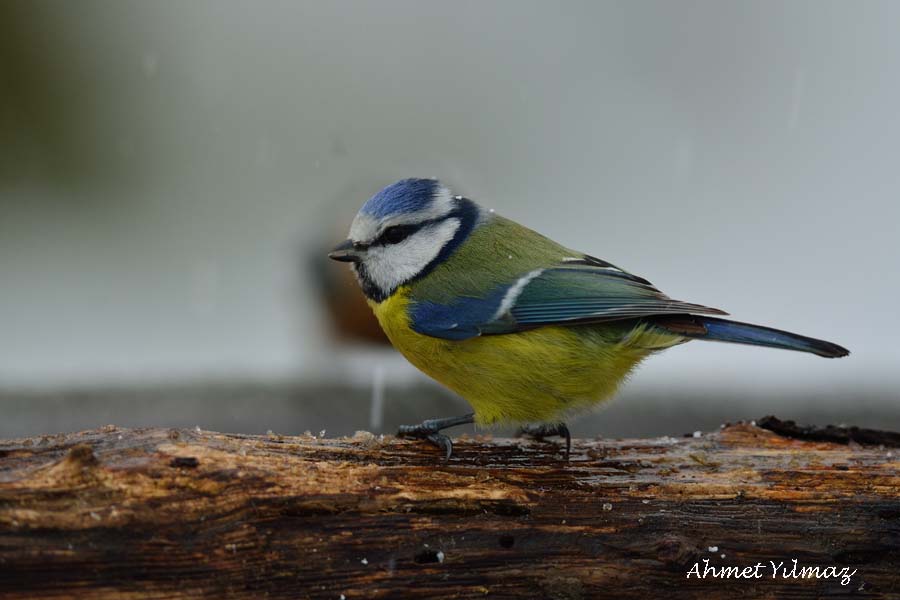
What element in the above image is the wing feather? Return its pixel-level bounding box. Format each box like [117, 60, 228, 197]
[505, 267, 726, 327]
[409, 264, 726, 340]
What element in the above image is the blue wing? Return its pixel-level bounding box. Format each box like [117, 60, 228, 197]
[409, 265, 727, 341]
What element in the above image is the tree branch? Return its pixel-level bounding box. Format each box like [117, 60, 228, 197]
[1, 421, 898, 599]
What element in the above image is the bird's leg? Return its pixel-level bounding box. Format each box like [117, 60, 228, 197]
[516, 422, 572, 459]
[397, 413, 475, 460]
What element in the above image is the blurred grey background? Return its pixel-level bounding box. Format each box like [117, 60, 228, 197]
[1, 0, 897, 440]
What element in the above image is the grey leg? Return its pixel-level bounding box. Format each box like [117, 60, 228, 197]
[397, 413, 475, 460]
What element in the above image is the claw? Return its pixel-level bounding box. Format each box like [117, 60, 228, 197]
[516, 422, 571, 459]
[397, 413, 473, 460]
[398, 428, 453, 459]
[560, 423, 572, 459]
[427, 433, 453, 460]
[397, 424, 418, 436]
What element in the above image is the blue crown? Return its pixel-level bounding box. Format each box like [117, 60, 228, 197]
[361, 178, 443, 219]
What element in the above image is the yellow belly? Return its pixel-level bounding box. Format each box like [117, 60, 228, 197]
[370, 287, 682, 426]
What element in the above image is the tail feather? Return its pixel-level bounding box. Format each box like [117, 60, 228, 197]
[652, 315, 849, 358]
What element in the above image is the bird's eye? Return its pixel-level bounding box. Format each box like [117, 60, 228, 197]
[381, 225, 416, 245]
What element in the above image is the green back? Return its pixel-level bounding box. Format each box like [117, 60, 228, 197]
[409, 214, 573, 303]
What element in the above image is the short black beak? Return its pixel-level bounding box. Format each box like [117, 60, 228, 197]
[328, 239, 361, 263]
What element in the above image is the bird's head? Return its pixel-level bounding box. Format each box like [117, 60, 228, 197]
[329, 178, 480, 302]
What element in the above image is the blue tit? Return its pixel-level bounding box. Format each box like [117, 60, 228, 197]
[328, 178, 849, 458]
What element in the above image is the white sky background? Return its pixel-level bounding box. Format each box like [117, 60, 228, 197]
[1, 1, 898, 399]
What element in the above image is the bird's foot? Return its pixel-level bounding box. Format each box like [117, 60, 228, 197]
[516, 422, 572, 459]
[397, 413, 474, 460]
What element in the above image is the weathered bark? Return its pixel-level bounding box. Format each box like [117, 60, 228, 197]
[1, 419, 898, 599]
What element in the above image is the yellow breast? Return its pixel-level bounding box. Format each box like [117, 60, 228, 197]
[370, 287, 678, 426]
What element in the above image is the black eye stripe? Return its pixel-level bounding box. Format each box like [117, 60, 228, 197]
[378, 224, 419, 245]
[369, 210, 463, 248]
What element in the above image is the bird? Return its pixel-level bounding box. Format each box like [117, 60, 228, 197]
[328, 178, 849, 459]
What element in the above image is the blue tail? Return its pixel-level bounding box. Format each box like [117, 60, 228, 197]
[653, 316, 849, 358]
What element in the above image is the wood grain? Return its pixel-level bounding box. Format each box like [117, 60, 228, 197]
[1, 422, 898, 599]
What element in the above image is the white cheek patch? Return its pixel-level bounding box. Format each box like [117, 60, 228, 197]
[363, 218, 460, 294]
